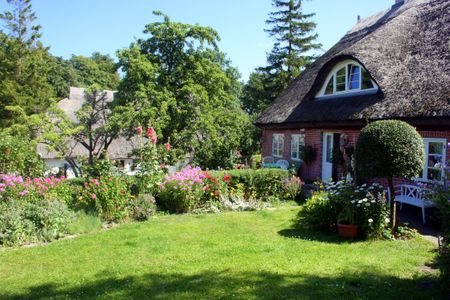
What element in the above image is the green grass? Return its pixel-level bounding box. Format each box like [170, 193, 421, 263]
[0, 207, 440, 299]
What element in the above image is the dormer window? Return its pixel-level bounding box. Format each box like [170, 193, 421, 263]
[317, 60, 378, 98]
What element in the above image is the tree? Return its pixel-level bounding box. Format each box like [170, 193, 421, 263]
[354, 120, 425, 230]
[0, 0, 55, 127]
[69, 53, 120, 90]
[241, 0, 321, 116]
[117, 11, 255, 169]
[72, 85, 122, 167]
[264, 0, 321, 82]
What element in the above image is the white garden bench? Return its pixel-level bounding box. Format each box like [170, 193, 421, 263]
[395, 184, 434, 224]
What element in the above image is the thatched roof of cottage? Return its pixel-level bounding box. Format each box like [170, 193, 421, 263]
[38, 87, 141, 160]
[256, 0, 450, 127]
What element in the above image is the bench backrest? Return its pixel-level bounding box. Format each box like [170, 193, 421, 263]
[400, 185, 426, 200]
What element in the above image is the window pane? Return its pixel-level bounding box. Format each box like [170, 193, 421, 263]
[361, 69, 374, 89]
[326, 135, 333, 163]
[335, 67, 346, 92]
[325, 76, 334, 95]
[348, 65, 360, 90]
[429, 142, 444, 155]
[428, 155, 444, 168]
[279, 136, 284, 156]
[427, 168, 442, 181]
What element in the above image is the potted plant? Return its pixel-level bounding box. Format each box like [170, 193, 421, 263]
[337, 204, 359, 238]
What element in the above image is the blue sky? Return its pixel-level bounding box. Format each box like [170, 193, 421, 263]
[0, 0, 394, 81]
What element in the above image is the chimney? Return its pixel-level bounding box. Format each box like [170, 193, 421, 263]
[357, 15, 361, 23]
[392, 0, 405, 8]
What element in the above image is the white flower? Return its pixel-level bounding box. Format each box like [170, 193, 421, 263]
[358, 200, 363, 204]
[51, 167, 60, 175]
[368, 218, 373, 223]
[365, 203, 370, 207]
[385, 218, 390, 223]
[362, 198, 368, 202]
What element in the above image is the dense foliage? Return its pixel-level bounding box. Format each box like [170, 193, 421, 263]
[78, 177, 133, 222]
[0, 133, 44, 177]
[354, 120, 425, 228]
[301, 181, 390, 239]
[116, 11, 256, 169]
[431, 186, 450, 294]
[0, 174, 73, 245]
[158, 167, 294, 213]
[211, 169, 291, 201]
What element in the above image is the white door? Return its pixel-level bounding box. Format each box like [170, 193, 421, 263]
[322, 133, 334, 182]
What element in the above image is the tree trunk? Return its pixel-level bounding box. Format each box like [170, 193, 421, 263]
[387, 177, 396, 231]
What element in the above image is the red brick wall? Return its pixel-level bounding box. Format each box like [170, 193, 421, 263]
[262, 127, 450, 186]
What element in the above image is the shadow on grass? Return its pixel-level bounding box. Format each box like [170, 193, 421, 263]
[277, 228, 350, 244]
[1, 270, 441, 300]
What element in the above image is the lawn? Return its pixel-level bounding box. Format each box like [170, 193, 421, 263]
[0, 206, 440, 299]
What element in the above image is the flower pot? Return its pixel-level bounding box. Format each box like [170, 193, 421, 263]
[337, 223, 359, 238]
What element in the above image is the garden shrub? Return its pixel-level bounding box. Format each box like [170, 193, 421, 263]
[78, 177, 132, 222]
[0, 133, 44, 177]
[157, 166, 207, 213]
[0, 199, 72, 246]
[281, 175, 304, 200]
[432, 187, 450, 294]
[24, 199, 73, 242]
[129, 193, 156, 221]
[0, 200, 36, 246]
[300, 191, 337, 231]
[300, 181, 390, 238]
[211, 169, 290, 201]
[0, 174, 74, 246]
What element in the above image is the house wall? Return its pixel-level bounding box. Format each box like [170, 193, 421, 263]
[262, 127, 450, 186]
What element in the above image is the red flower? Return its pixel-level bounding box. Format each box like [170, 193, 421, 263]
[164, 143, 171, 151]
[146, 127, 154, 138]
[214, 190, 219, 196]
[136, 126, 143, 135]
[151, 134, 157, 144]
[223, 174, 231, 183]
[212, 177, 218, 183]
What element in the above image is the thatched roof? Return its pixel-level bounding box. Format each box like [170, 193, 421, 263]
[256, 0, 450, 127]
[39, 87, 141, 160]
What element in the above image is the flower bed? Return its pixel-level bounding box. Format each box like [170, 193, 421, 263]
[0, 174, 73, 246]
[157, 166, 296, 213]
[301, 181, 390, 239]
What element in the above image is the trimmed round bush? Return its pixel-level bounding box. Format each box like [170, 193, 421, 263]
[354, 120, 424, 179]
[354, 120, 424, 228]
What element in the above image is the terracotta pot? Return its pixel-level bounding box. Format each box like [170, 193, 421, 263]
[337, 223, 359, 238]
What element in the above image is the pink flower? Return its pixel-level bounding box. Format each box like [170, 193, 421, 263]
[91, 193, 97, 200]
[19, 190, 29, 196]
[136, 126, 143, 135]
[164, 143, 171, 151]
[151, 134, 157, 144]
[146, 127, 154, 138]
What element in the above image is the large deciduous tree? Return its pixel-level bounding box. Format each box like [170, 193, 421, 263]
[117, 11, 255, 169]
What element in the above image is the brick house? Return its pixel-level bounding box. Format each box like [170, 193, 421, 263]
[256, 0, 450, 183]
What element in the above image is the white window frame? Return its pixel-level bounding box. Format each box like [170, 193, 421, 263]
[315, 59, 378, 98]
[272, 134, 284, 158]
[290, 134, 305, 161]
[421, 138, 447, 181]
